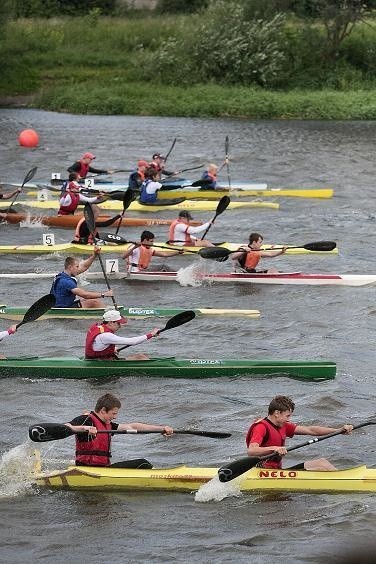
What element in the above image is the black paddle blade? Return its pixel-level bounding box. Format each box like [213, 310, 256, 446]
[216, 195, 231, 216]
[303, 241, 337, 252]
[22, 166, 38, 188]
[16, 294, 56, 328]
[98, 232, 128, 245]
[28, 423, 74, 442]
[191, 179, 212, 188]
[198, 247, 231, 260]
[123, 188, 136, 209]
[83, 203, 95, 233]
[160, 310, 196, 333]
[225, 135, 230, 157]
[218, 456, 260, 482]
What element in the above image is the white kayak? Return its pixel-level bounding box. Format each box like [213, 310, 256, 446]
[2, 271, 375, 286]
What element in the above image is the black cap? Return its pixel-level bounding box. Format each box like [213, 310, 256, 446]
[152, 153, 165, 160]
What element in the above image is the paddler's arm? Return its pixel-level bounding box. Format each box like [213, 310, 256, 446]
[65, 422, 97, 436]
[88, 165, 114, 174]
[117, 422, 173, 435]
[121, 243, 139, 260]
[77, 246, 101, 274]
[259, 246, 287, 258]
[0, 188, 22, 200]
[0, 325, 17, 341]
[295, 424, 353, 436]
[247, 441, 287, 457]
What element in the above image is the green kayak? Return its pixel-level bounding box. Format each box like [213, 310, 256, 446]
[0, 305, 260, 321]
[0, 357, 336, 380]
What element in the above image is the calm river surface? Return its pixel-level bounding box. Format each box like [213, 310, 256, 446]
[0, 109, 376, 563]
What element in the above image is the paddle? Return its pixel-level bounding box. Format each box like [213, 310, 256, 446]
[117, 310, 196, 352]
[15, 294, 56, 329]
[98, 232, 201, 255]
[83, 203, 118, 308]
[7, 166, 38, 212]
[114, 189, 136, 235]
[28, 422, 231, 442]
[218, 420, 375, 483]
[200, 196, 231, 240]
[199, 241, 338, 261]
[164, 138, 177, 163]
[224, 135, 231, 189]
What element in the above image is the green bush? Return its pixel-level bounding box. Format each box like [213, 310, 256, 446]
[143, 1, 288, 87]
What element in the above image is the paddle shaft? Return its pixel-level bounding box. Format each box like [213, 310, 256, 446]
[164, 138, 177, 163]
[28, 422, 229, 441]
[98, 233, 199, 254]
[117, 310, 195, 352]
[83, 203, 117, 308]
[201, 196, 230, 239]
[218, 421, 375, 482]
[115, 189, 135, 236]
[8, 167, 38, 210]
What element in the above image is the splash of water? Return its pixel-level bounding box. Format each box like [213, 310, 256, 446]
[0, 443, 39, 498]
[194, 474, 243, 503]
[20, 212, 43, 228]
[176, 260, 210, 287]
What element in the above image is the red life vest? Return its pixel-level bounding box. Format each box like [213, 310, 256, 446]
[245, 418, 296, 469]
[78, 160, 90, 178]
[73, 217, 95, 243]
[85, 323, 116, 359]
[168, 219, 192, 245]
[58, 189, 81, 216]
[75, 411, 113, 466]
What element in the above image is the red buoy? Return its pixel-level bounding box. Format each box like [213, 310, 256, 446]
[19, 129, 39, 147]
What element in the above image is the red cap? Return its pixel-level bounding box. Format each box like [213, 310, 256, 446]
[138, 160, 149, 168]
[82, 152, 96, 160]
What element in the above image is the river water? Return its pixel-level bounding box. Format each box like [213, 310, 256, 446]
[0, 109, 376, 563]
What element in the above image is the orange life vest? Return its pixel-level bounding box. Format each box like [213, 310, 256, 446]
[128, 245, 154, 270]
[168, 219, 192, 245]
[244, 250, 261, 270]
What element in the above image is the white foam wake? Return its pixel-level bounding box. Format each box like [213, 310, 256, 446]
[194, 474, 243, 503]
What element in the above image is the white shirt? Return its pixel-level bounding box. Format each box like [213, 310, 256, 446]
[92, 332, 148, 352]
[143, 180, 162, 196]
[171, 221, 211, 244]
[59, 193, 100, 207]
[0, 330, 10, 342]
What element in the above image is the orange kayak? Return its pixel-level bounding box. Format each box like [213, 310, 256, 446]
[1, 213, 202, 228]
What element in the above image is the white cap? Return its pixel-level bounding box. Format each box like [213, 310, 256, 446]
[103, 309, 127, 324]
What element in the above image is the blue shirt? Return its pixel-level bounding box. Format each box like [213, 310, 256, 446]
[50, 272, 78, 307]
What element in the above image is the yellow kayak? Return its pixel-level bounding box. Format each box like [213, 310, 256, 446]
[0, 241, 338, 255]
[25, 187, 334, 199]
[0, 199, 279, 212]
[34, 461, 376, 493]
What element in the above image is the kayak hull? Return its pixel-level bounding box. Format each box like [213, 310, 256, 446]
[34, 464, 376, 493]
[0, 357, 336, 380]
[0, 242, 338, 256]
[0, 199, 279, 212]
[0, 212, 194, 228]
[90, 271, 375, 287]
[25, 186, 334, 199]
[0, 305, 260, 321]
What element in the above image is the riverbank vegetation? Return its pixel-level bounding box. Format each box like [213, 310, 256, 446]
[1, 0, 376, 119]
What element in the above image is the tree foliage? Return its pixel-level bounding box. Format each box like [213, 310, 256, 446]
[145, 0, 287, 87]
